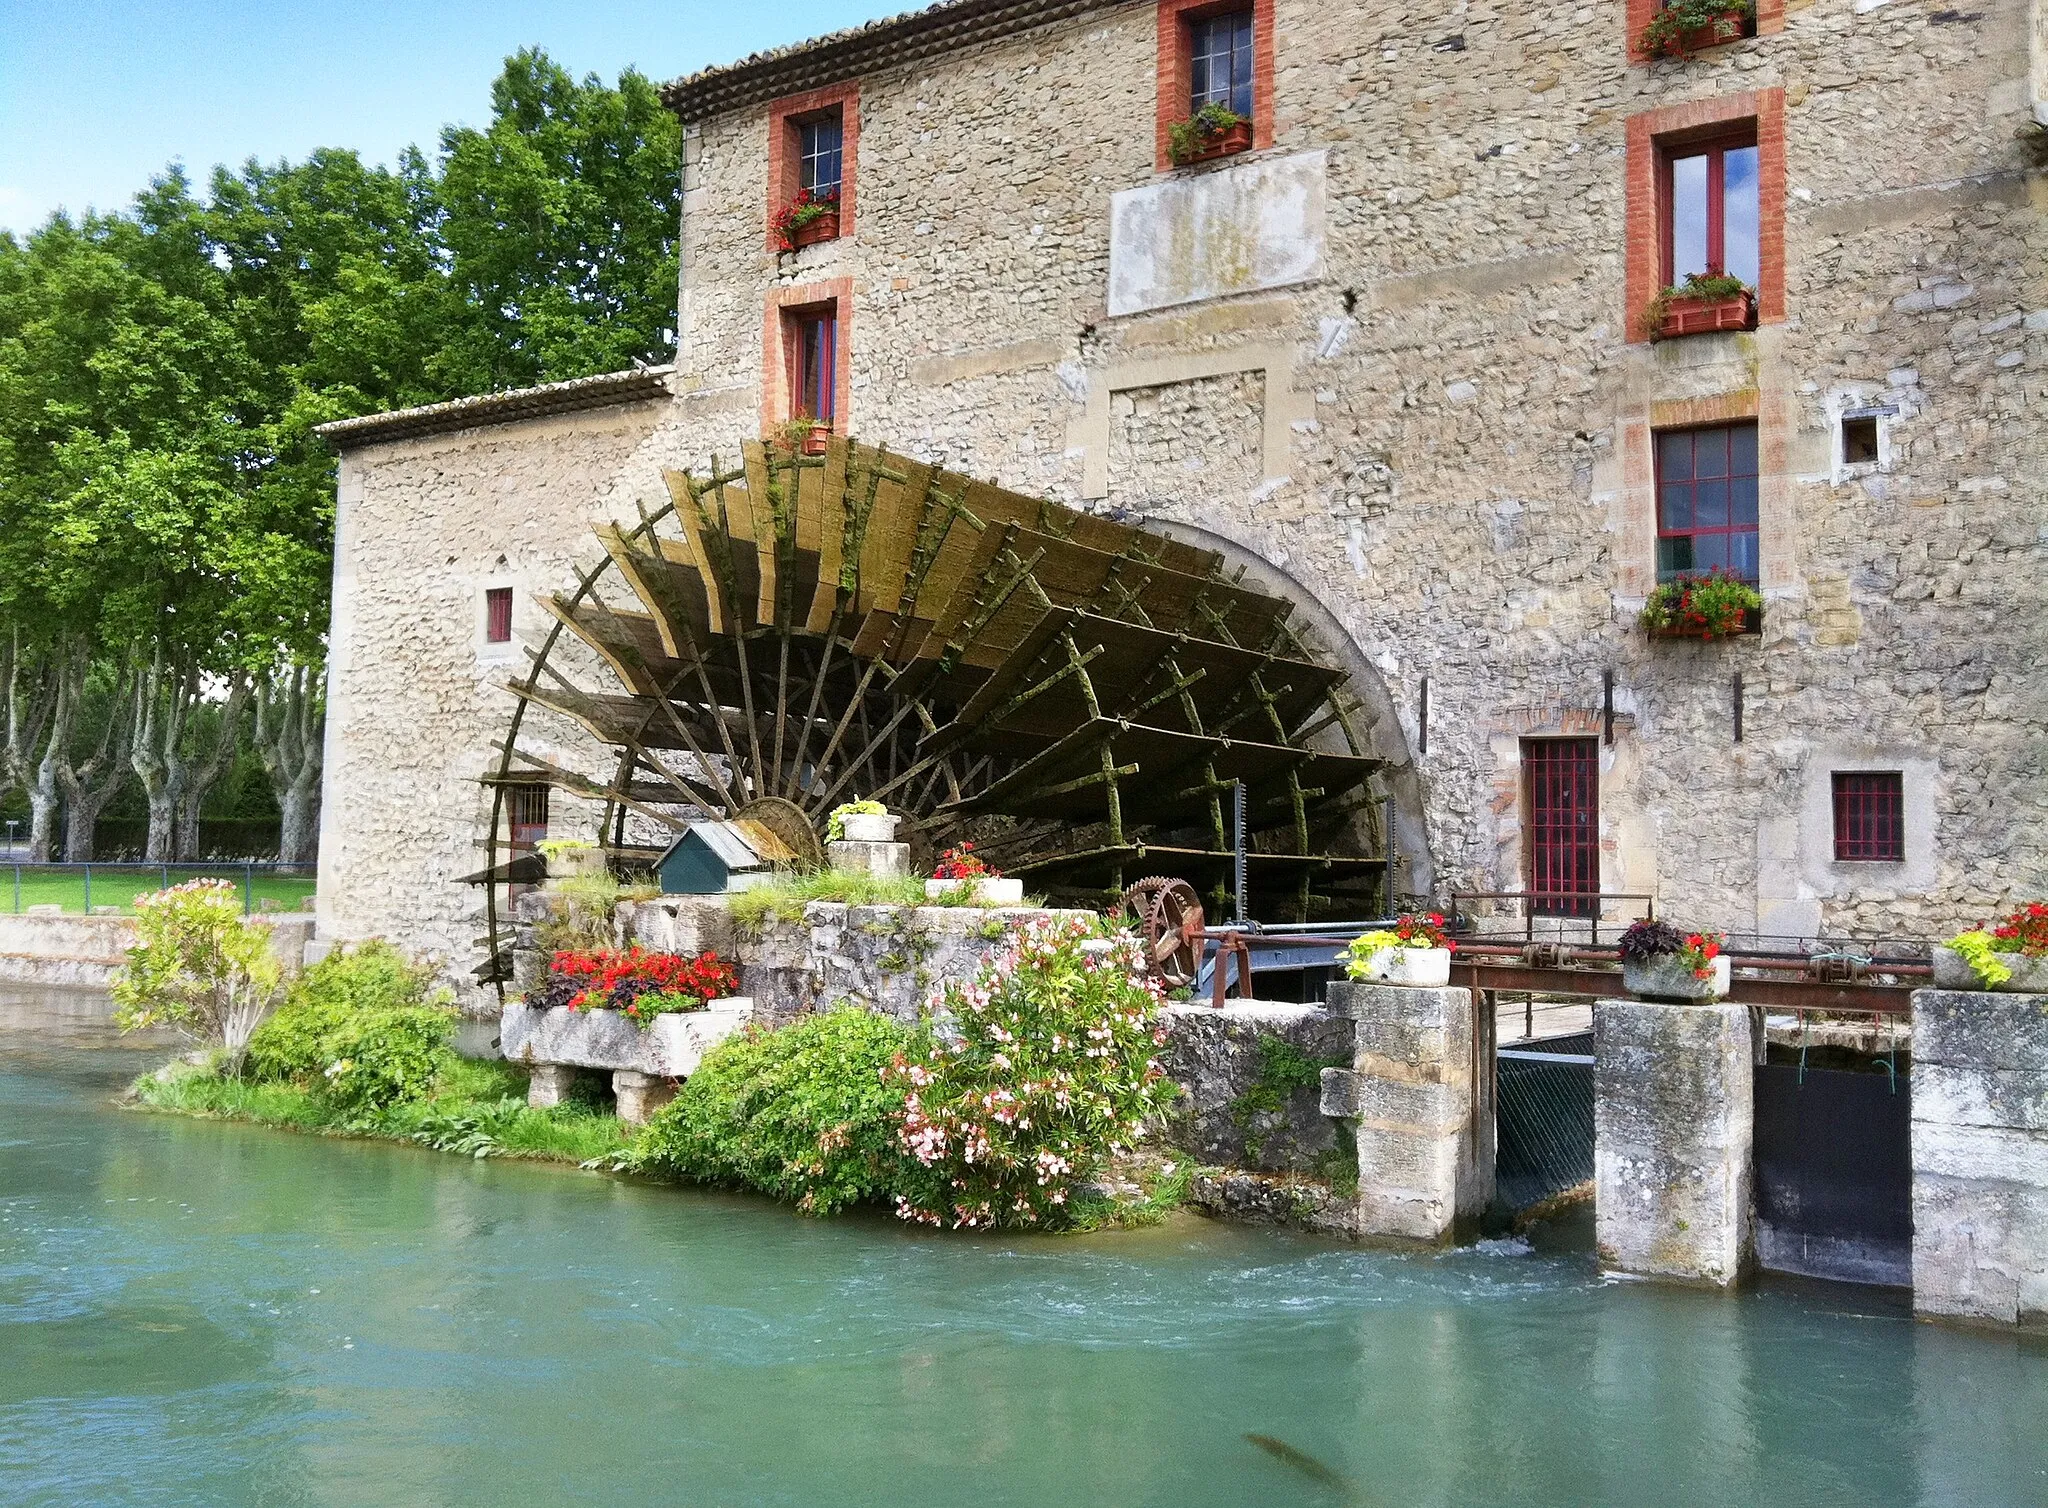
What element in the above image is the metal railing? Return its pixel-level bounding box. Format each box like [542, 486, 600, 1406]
[1448, 890, 1658, 946]
[2, 862, 318, 917]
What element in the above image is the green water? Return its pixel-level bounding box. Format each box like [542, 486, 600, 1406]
[3, 986, 2044, 1507]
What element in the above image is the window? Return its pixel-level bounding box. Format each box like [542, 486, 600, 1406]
[1663, 133, 1759, 288]
[1656, 422, 1759, 583]
[484, 586, 513, 643]
[1188, 9, 1254, 116]
[1832, 772, 1904, 862]
[1841, 413, 1880, 466]
[506, 782, 550, 849]
[796, 112, 843, 199]
[1525, 738, 1600, 919]
[787, 306, 838, 425]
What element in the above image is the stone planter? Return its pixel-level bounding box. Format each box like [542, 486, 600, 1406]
[1346, 945, 1452, 988]
[500, 998, 754, 1080]
[790, 209, 840, 249]
[1932, 945, 2048, 993]
[926, 875, 1025, 905]
[1622, 952, 1731, 1002]
[836, 811, 898, 843]
[1655, 288, 1756, 340]
[1175, 120, 1253, 166]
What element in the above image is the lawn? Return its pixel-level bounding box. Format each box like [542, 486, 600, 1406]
[0, 865, 316, 916]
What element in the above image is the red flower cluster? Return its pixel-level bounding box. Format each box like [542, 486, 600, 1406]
[1393, 912, 1454, 952]
[549, 946, 739, 1016]
[1682, 931, 1724, 980]
[1989, 901, 2048, 958]
[933, 842, 999, 881]
[769, 186, 839, 250]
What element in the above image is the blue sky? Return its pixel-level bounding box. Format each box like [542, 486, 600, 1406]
[0, 1, 907, 235]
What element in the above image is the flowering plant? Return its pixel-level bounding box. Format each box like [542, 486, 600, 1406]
[1167, 103, 1250, 164]
[1617, 917, 1685, 962]
[932, 842, 996, 881]
[1637, 0, 1753, 59]
[1989, 901, 2048, 956]
[884, 915, 1174, 1229]
[1639, 569, 1762, 640]
[826, 799, 886, 842]
[537, 946, 739, 1029]
[112, 879, 284, 1073]
[1340, 912, 1454, 978]
[770, 186, 839, 251]
[1679, 931, 1725, 981]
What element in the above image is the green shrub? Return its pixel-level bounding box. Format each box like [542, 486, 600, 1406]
[631, 1008, 927, 1215]
[244, 941, 455, 1114]
[112, 879, 285, 1072]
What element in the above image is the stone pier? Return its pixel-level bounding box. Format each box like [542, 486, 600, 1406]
[1911, 988, 2048, 1329]
[1319, 982, 1493, 1245]
[1594, 998, 1755, 1287]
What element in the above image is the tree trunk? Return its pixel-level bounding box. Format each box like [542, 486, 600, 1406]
[2, 632, 60, 860]
[255, 664, 324, 865]
[173, 674, 250, 861]
[55, 654, 135, 864]
[129, 647, 185, 863]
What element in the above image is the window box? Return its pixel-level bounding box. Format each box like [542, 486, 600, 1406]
[1646, 604, 1762, 640]
[1637, 0, 1755, 59]
[800, 423, 831, 456]
[789, 208, 840, 250]
[1655, 287, 1756, 340]
[1639, 571, 1763, 641]
[1174, 119, 1252, 165]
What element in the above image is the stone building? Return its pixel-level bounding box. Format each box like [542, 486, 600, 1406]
[316, 0, 2047, 995]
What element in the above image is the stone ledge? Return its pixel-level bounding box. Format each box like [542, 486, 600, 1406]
[501, 1001, 752, 1078]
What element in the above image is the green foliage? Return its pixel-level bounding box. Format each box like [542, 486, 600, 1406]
[1642, 268, 1753, 337]
[111, 879, 283, 1070]
[630, 1008, 927, 1215]
[825, 799, 886, 842]
[1167, 103, 1250, 164]
[1637, 0, 1754, 58]
[1639, 571, 1763, 639]
[535, 870, 623, 952]
[243, 939, 455, 1113]
[1946, 930, 2015, 988]
[1231, 1034, 1346, 1130]
[725, 871, 934, 937]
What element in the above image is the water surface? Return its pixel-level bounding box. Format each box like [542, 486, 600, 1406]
[3, 985, 2044, 1507]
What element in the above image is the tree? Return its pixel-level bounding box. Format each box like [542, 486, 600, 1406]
[113, 877, 283, 1072]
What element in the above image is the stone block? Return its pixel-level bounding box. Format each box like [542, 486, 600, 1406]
[527, 1063, 580, 1109]
[1324, 981, 1492, 1245]
[1594, 998, 1754, 1287]
[620, 896, 739, 957]
[824, 838, 909, 878]
[1911, 988, 2048, 1328]
[500, 1000, 753, 1078]
[1158, 1002, 1351, 1171]
[612, 1069, 677, 1126]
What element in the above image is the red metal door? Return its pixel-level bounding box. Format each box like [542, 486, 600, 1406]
[1525, 739, 1599, 918]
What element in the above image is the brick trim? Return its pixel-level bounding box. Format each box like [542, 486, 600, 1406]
[1650, 390, 1760, 428]
[765, 82, 860, 256]
[761, 278, 855, 436]
[1623, 89, 1784, 343]
[1626, 0, 1783, 65]
[1154, 0, 1275, 172]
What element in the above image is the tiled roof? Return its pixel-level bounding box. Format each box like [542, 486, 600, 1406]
[314, 366, 675, 450]
[661, 0, 1128, 121]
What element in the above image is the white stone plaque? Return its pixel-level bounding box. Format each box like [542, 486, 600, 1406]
[1108, 150, 1327, 318]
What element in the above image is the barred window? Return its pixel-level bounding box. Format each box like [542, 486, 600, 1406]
[484, 587, 513, 643]
[1832, 772, 1904, 862]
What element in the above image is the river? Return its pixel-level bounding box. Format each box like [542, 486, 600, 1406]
[3, 984, 2044, 1507]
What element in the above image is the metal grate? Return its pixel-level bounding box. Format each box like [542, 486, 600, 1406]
[1495, 1038, 1594, 1211]
[1524, 739, 1599, 919]
[485, 586, 513, 643]
[1832, 772, 1904, 862]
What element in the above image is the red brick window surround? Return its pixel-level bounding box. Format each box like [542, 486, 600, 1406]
[1627, 0, 1784, 63]
[1832, 772, 1905, 862]
[1625, 90, 1784, 343]
[1154, 0, 1274, 171]
[766, 83, 859, 255]
[761, 279, 853, 436]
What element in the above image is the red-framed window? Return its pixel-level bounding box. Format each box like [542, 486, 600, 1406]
[1188, 9, 1255, 115]
[1526, 738, 1600, 919]
[1655, 422, 1759, 583]
[484, 586, 513, 643]
[1832, 773, 1904, 862]
[796, 111, 843, 198]
[786, 305, 838, 425]
[1661, 132, 1760, 288]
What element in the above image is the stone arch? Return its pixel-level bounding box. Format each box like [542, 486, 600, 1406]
[1138, 517, 1435, 900]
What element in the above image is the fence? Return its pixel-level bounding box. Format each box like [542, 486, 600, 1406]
[1494, 1031, 1595, 1211]
[2, 863, 318, 917]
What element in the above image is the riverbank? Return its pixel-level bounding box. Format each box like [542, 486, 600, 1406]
[130, 1054, 632, 1165]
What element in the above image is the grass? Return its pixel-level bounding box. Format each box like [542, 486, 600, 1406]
[1, 865, 316, 916]
[132, 1053, 630, 1165]
[725, 869, 1037, 939]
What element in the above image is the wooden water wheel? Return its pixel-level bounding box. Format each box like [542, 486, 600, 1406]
[474, 435, 1387, 985]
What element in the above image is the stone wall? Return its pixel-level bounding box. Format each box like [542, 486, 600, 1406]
[322, 0, 2047, 994]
